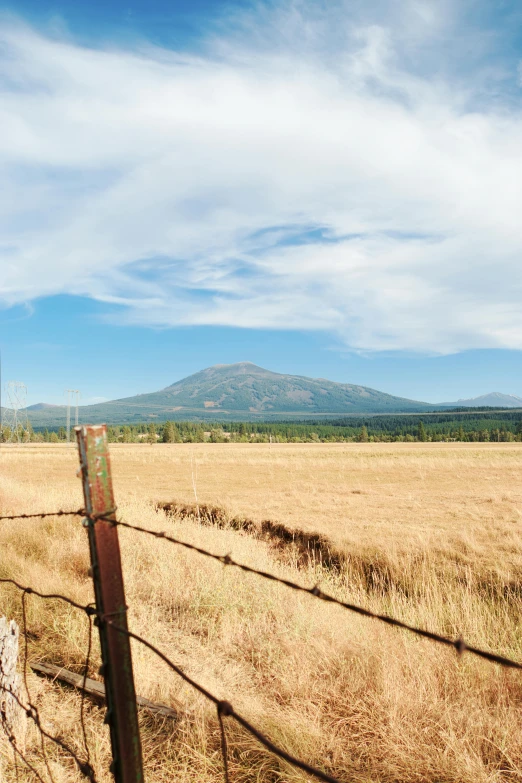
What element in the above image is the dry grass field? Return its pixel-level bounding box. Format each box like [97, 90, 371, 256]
[0, 442, 521, 782]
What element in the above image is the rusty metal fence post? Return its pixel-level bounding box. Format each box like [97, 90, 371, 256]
[76, 425, 144, 783]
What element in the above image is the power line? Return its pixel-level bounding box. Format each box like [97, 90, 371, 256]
[64, 390, 80, 442]
[3, 382, 31, 443]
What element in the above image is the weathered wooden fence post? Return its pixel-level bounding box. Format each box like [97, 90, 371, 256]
[0, 618, 26, 751]
[76, 425, 144, 783]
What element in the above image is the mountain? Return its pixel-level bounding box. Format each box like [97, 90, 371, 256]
[4, 367, 522, 428]
[21, 362, 435, 427]
[439, 392, 522, 409]
[150, 362, 433, 414]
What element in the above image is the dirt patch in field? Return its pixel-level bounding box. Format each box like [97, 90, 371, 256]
[157, 500, 522, 602]
[157, 501, 345, 570]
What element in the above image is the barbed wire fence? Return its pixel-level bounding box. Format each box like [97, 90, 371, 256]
[0, 571, 98, 782]
[0, 423, 520, 783]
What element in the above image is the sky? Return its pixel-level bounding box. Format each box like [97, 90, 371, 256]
[2, 0, 522, 405]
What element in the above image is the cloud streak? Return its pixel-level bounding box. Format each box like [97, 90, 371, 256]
[1, 1, 522, 353]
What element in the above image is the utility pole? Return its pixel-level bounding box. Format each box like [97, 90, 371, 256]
[65, 389, 80, 442]
[4, 382, 30, 443]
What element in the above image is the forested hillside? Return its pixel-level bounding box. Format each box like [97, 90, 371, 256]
[6, 410, 522, 443]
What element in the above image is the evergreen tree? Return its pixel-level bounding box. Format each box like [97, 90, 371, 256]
[162, 421, 180, 443]
[107, 427, 119, 443]
[417, 421, 427, 442]
[358, 425, 368, 443]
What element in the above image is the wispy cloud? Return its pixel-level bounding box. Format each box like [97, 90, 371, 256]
[1, 1, 522, 353]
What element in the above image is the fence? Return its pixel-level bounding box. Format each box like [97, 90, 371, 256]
[0, 424, 521, 783]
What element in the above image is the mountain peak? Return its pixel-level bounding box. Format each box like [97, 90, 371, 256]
[166, 362, 279, 387]
[210, 361, 261, 371]
[159, 362, 429, 414]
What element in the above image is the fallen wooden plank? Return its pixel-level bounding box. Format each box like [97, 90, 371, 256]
[30, 662, 180, 720]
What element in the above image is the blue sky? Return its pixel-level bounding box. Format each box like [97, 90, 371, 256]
[2, 0, 522, 405]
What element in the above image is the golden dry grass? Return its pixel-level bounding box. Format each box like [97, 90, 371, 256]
[0, 442, 521, 782]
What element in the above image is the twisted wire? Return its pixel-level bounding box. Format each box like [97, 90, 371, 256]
[0, 579, 96, 780]
[21, 590, 56, 783]
[0, 714, 47, 783]
[0, 669, 97, 781]
[2, 501, 521, 783]
[0, 577, 95, 615]
[103, 617, 345, 783]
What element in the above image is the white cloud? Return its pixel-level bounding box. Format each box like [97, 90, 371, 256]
[1, 2, 522, 353]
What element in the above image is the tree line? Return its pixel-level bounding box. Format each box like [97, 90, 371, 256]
[3, 411, 522, 443]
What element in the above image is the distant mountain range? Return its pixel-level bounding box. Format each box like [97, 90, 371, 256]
[1, 363, 521, 428]
[438, 392, 522, 409]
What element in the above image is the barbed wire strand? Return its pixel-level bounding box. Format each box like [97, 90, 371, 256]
[0, 667, 43, 783]
[103, 618, 343, 783]
[21, 590, 56, 783]
[20, 591, 96, 782]
[3, 508, 520, 672]
[103, 516, 522, 672]
[0, 710, 47, 783]
[0, 579, 97, 780]
[2, 506, 521, 783]
[0, 577, 95, 616]
[0, 668, 97, 782]
[0, 510, 84, 522]
[0, 574, 342, 782]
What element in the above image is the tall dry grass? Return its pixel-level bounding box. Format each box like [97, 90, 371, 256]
[0, 442, 521, 782]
